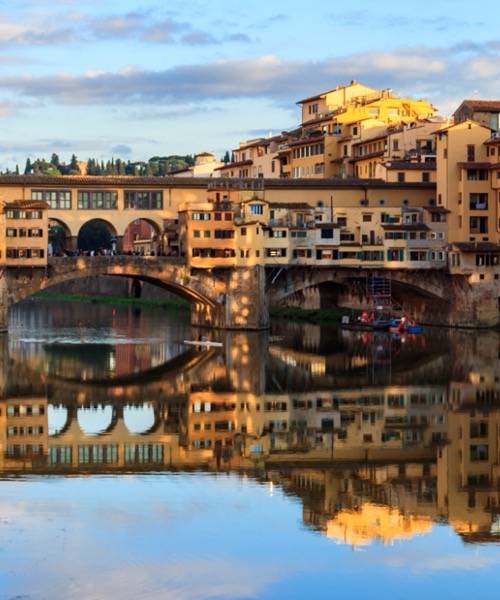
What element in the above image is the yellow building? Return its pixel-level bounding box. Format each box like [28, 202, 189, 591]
[216, 136, 285, 179]
[0, 200, 48, 267]
[288, 81, 436, 179]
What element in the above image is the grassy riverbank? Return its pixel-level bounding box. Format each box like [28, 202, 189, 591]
[33, 291, 190, 311]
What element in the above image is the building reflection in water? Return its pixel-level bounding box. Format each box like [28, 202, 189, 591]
[0, 325, 499, 547]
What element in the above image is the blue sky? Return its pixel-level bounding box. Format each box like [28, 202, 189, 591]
[0, 0, 498, 171]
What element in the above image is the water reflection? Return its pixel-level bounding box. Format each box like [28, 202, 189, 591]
[1, 299, 500, 551]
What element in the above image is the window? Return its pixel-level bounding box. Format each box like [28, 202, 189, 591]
[469, 193, 488, 210]
[32, 189, 71, 209]
[192, 212, 211, 220]
[320, 228, 334, 239]
[422, 172, 430, 182]
[467, 145, 475, 161]
[214, 230, 234, 239]
[265, 248, 286, 257]
[397, 172, 405, 182]
[78, 191, 117, 210]
[469, 216, 488, 234]
[269, 230, 286, 238]
[249, 204, 264, 215]
[124, 191, 163, 209]
[470, 444, 488, 461]
[470, 422, 488, 438]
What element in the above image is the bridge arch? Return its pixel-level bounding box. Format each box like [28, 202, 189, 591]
[4, 256, 268, 330]
[268, 266, 454, 323]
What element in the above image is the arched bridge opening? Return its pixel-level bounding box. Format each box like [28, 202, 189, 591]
[267, 266, 456, 325]
[2, 257, 269, 331]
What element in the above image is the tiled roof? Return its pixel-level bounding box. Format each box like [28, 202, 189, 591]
[0, 174, 214, 187]
[351, 133, 387, 146]
[215, 160, 253, 170]
[349, 151, 385, 163]
[385, 161, 436, 170]
[424, 206, 450, 213]
[269, 202, 311, 209]
[288, 135, 325, 147]
[3, 199, 49, 209]
[453, 242, 500, 252]
[461, 100, 500, 111]
[381, 223, 430, 231]
[457, 162, 492, 169]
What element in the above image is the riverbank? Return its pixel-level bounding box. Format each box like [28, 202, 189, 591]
[35, 292, 352, 324]
[33, 291, 190, 311]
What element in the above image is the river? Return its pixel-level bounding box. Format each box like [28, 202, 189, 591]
[1, 297, 499, 600]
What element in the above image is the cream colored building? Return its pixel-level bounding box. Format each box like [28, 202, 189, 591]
[0, 200, 49, 267]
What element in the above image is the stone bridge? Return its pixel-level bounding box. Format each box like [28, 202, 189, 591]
[0, 255, 269, 331]
[0, 257, 498, 329]
[266, 265, 498, 327]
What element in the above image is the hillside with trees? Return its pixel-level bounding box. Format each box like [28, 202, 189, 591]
[15, 153, 205, 176]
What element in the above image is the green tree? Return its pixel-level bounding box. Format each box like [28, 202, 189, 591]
[69, 154, 80, 175]
[24, 158, 32, 174]
[77, 220, 112, 252]
[49, 224, 66, 255]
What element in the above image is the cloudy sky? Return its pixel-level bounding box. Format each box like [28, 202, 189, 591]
[0, 0, 498, 171]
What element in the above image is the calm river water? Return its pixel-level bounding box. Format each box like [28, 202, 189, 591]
[1, 298, 500, 600]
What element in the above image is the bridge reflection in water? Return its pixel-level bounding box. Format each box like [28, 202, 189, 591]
[1, 324, 500, 547]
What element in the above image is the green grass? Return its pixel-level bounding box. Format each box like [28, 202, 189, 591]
[33, 291, 190, 311]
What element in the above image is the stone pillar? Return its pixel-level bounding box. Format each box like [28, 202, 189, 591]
[65, 235, 78, 252]
[190, 266, 269, 330]
[224, 265, 269, 330]
[0, 333, 8, 397]
[0, 270, 8, 332]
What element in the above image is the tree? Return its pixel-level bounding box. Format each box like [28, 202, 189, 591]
[49, 224, 66, 255]
[77, 220, 112, 252]
[69, 154, 80, 174]
[24, 158, 32, 174]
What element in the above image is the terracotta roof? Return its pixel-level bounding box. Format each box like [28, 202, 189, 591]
[351, 133, 387, 146]
[301, 114, 332, 127]
[269, 202, 311, 209]
[457, 162, 491, 169]
[453, 242, 500, 252]
[425, 206, 450, 213]
[349, 151, 385, 163]
[288, 135, 325, 147]
[315, 223, 340, 229]
[3, 199, 48, 210]
[296, 92, 325, 104]
[385, 161, 436, 170]
[0, 174, 214, 188]
[460, 100, 500, 111]
[382, 223, 430, 231]
[237, 136, 283, 151]
[215, 160, 253, 171]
